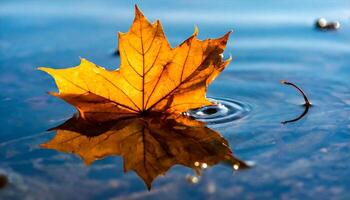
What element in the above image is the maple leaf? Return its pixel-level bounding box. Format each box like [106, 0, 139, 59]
[39, 5, 231, 120]
[41, 114, 248, 189]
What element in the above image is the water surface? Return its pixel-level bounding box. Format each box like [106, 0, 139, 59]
[1, 0, 350, 199]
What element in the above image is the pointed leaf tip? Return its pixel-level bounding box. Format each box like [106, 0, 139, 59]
[48, 91, 59, 97]
[194, 25, 199, 36]
[225, 30, 232, 38]
[79, 57, 88, 63]
[146, 183, 152, 191]
[37, 67, 51, 74]
[134, 4, 144, 18]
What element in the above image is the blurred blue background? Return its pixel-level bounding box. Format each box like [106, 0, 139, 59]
[1, 0, 350, 199]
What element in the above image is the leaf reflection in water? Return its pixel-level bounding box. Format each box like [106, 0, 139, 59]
[41, 113, 248, 189]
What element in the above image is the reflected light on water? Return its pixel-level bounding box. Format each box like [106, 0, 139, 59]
[201, 163, 208, 169]
[194, 161, 200, 167]
[186, 175, 200, 184]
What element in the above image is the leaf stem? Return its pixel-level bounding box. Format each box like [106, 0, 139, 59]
[280, 80, 311, 106]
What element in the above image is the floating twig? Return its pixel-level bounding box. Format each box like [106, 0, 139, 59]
[281, 80, 312, 124]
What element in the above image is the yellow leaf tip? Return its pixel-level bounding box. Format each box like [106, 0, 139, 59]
[79, 57, 92, 65]
[37, 67, 51, 73]
[118, 31, 125, 38]
[194, 25, 199, 36]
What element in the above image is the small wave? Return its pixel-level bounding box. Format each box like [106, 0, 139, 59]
[187, 97, 251, 125]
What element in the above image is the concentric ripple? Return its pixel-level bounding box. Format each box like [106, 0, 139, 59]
[187, 98, 251, 125]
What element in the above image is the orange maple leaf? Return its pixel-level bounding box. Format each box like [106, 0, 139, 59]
[39, 6, 231, 120]
[41, 114, 247, 189]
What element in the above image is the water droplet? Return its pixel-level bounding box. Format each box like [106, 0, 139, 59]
[316, 18, 327, 28]
[332, 21, 340, 29]
[194, 161, 200, 167]
[201, 163, 208, 169]
[186, 175, 199, 184]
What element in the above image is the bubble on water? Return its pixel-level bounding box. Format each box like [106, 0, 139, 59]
[201, 163, 208, 169]
[316, 18, 327, 27]
[194, 161, 200, 167]
[187, 98, 251, 125]
[186, 175, 200, 184]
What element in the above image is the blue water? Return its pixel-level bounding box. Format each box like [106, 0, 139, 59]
[1, 0, 350, 199]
